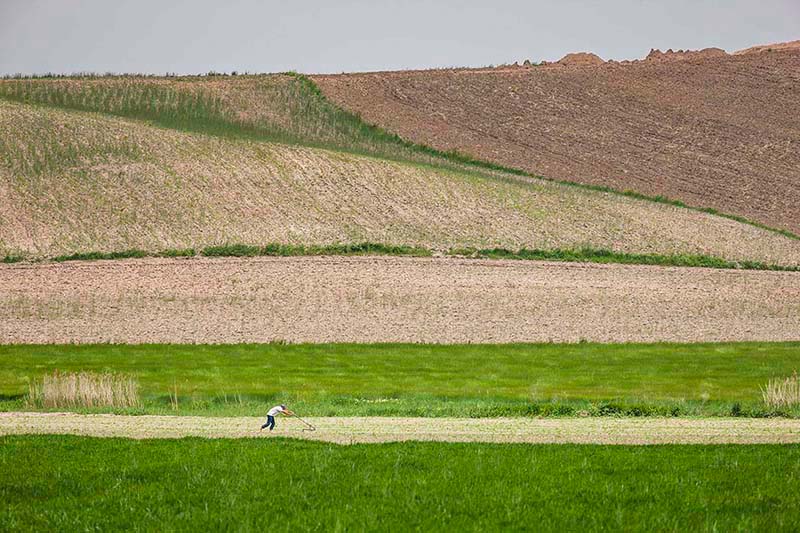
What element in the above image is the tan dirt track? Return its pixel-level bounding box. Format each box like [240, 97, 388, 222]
[313, 49, 800, 234]
[3, 412, 800, 445]
[1, 256, 799, 344]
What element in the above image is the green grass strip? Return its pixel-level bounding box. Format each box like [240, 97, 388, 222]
[3, 436, 800, 531]
[52, 249, 149, 262]
[3, 342, 800, 418]
[200, 242, 431, 258]
[452, 246, 800, 271]
[6, 243, 792, 271]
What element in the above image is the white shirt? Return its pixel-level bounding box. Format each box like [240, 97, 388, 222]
[267, 405, 286, 416]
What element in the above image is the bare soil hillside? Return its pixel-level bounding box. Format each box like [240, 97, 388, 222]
[735, 40, 800, 55]
[313, 49, 800, 233]
[3, 101, 799, 264]
[1, 256, 798, 344]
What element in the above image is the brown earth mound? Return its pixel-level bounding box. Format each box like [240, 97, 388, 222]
[556, 52, 605, 66]
[313, 48, 800, 233]
[735, 40, 800, 55]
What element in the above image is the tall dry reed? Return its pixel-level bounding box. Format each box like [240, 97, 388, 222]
[761, 371, 800, 409]
[28, 371, 140, 408]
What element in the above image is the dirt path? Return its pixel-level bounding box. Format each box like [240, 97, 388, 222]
[3, 413, 800, 445]
[1, 256, 798, 344]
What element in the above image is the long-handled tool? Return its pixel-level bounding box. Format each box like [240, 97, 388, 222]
[294, 415, 316, 432]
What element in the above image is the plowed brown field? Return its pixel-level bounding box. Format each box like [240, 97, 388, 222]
[314, 49, 800, 233]
[3, 413, 800, 445]
[1, 256, 798, 344]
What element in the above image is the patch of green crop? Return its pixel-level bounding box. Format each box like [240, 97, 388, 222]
[3, 342, 800, 418]
[200, 242, 431, 258]
[0, 105, 142, 177]
[156, 248, 196, 258]
[450, 246, 800, 271]
[2, 436, 800, 531]
[9, 242, 798, 270]
[52, 249, 148, 262]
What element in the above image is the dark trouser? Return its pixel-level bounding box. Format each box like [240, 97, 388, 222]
[263, 415, 275, 430]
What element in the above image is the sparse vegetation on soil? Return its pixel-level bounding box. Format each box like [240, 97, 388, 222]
[5, 414, 800, 443]
[0, 73, 460, 171]
[2, 436, 800, 531]
[2, 257, 798, 345]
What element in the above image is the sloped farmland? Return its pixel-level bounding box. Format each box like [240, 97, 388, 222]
[314, 50, 800, 234]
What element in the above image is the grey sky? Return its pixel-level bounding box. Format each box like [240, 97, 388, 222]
[1, 0, 798, 75]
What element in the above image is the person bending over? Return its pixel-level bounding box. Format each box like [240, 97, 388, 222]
[261, 404, 294, 431]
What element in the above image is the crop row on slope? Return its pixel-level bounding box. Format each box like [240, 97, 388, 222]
[0, 72, 558, 178]
[1, 100, 800, 265]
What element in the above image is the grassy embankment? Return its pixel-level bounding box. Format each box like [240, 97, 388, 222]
[1, 436, 799, 531]
[2, 342, 799, 417]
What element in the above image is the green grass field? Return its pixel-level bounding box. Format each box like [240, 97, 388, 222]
[1, 436, 799, 531]
[3, 342, 799, 417]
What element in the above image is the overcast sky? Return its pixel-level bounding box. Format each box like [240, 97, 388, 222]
[1, 0, 798, 75]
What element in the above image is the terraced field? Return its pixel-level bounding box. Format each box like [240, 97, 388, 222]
[2, 77, 799, 265]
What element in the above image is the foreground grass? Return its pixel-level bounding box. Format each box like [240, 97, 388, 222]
[1, 436, 799, 531]
[2, 342, 799, 417]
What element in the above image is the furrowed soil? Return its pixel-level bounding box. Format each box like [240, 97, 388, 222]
[3, 412, 800, 444]
[1, 256, 798, 344]
[313, 49, 800, 233]
[2, 89, 800, 265]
